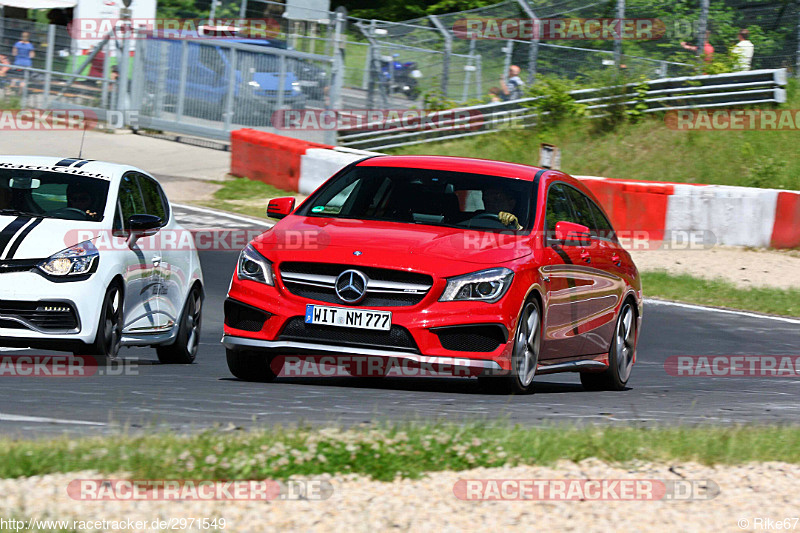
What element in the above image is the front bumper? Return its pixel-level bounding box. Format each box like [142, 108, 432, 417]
[0, 270, 105, 346]
[223, 275, 521, 372]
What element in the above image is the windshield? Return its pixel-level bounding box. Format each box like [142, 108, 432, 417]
[299, 166, 535, 232]
[0, 169, 109, 222]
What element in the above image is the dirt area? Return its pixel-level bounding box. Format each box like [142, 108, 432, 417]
[159, 178, 222, 204]
[630, 247, 800, 290]
[0, 460, 795, 532]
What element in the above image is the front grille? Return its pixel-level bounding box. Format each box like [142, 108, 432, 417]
[224, 299, 270, 332]
[0, 300, 79, 331]
[0, 259, 40, 274]
[278, 317, 419, 353]
[433, 325, 508, 353]
[279, 262, 433, 307]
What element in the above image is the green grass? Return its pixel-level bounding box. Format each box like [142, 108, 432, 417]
[390, 81, 800, 190]
[2, 424, 800, 482]
[198, 177, 298, 220]
[643, 271, 800, 317]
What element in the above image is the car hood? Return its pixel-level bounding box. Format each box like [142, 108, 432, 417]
[253, 216, 532, 269]
[0, 215, 104, 260]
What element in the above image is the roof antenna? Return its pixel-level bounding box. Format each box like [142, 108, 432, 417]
[78, 124, 88, 159]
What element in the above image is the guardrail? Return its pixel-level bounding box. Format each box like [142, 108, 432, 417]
[337, 69, 788, 151]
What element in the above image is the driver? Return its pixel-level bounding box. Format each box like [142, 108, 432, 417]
[66, 182, 99, 220]
[482, 188, 522, 230]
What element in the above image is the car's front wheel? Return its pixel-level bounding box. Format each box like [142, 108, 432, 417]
[580, 299, 636, 391]
[77, 282, 123, 360]
[156, 285, 203, 364]
[226, 348, 278, 382]
[480, 297, 541, 394]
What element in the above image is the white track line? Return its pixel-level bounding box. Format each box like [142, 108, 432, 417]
[172, 203, 273, 227]
[644, 298, 800, 325]
[0, 413, 106, 426]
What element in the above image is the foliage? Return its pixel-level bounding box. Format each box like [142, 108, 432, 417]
[522, 76, 586, 128]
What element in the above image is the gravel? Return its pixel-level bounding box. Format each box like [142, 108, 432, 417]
[0, 460, 797, 532]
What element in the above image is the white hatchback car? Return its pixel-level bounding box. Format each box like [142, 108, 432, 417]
[0, 156, 204, 362]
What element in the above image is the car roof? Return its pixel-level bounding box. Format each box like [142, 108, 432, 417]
[0, 155, 140, 183]
[356, 155, 544, 181]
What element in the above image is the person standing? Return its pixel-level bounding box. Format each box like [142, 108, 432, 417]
[501, 65, 525, 101]
[12, 31, 35, 68]
[732, 29, 754, 70]
[681, 31, 714, 65]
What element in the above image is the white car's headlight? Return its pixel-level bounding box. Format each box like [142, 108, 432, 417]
[439, 267, 514, 303]
[38, 240, 99, 277]
[237, 244, 274, 286]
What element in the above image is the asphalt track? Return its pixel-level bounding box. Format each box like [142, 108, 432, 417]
[1, 206, 799, 438]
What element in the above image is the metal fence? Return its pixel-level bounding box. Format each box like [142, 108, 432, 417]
[338, 68, 788, 151]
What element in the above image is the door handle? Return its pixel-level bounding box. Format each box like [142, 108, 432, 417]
[611, 253, 622, 266]
[580, 249, 591, 263]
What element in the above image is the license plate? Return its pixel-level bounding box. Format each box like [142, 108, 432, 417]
[305, 304, 391, 331]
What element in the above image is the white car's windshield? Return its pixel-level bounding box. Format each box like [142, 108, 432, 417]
[0, 169, 109, 222]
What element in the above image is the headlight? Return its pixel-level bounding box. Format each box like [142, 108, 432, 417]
[410, 69, 422, 78]
[38, 240, 99, 277]
[439, 267, 514, 303]
[237, 244, 273, 286]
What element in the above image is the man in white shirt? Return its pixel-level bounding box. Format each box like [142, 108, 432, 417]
[501, 65, 525, 101]
[732, 29, 754, 71]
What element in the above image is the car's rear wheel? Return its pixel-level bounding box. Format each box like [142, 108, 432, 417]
[156, 285, 203, 364]
[77, 282, 123, 360]
[580, 299, 636, 391]
[480, 298, 541, 394]
[226, 348, 278, 382]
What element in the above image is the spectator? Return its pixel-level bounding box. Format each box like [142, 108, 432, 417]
[0, 55, 10, 89]
[501, 65, 524, 101]
[10, 31, 35, 89]
[488, 86, 503, 102]
[12, 31, 35, 68]
[732, 29, 754, 71]
[681, 31, 714, 64]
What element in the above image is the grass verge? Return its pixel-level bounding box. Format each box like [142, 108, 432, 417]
[642, 271, 800, 317]
[198, 177, 299, 220]
[3, 424, 800, 482]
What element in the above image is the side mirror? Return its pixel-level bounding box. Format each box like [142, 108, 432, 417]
[554, 221, 592, 246]
[267, 197, 296, 220]
[128, 214, 162, 244]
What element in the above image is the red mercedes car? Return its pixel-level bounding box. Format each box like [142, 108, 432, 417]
[222, 155, 642, 393]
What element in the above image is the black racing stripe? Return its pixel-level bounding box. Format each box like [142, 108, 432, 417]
[72, 159, 93, 168]
[0, 216, 31, 257]
[55, 158, 81, 167]
[4, 218, 43, 259]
